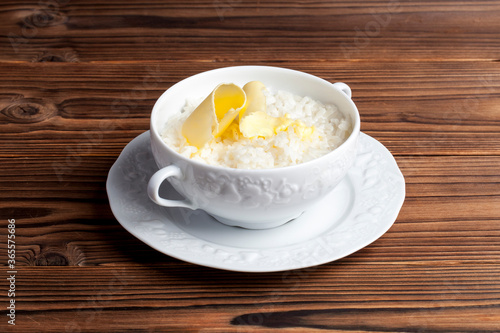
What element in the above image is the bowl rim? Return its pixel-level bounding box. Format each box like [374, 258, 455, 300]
[150, 65, 361, 173]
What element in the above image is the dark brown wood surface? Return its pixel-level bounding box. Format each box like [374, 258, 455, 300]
[1, 1, 500, 332]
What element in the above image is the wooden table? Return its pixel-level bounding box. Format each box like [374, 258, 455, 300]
[1, 1, 499, 332]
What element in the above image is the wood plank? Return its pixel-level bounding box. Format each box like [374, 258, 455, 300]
[1, 183, 499, 268]
[1, 1, 500, 62]
[1, 61, 499, 157]
[1, 151, 498, 268]
[1, 154, 500, 199]
[4, 265, 500, 332]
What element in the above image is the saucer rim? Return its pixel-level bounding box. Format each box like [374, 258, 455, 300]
[106, 131, 405, 273]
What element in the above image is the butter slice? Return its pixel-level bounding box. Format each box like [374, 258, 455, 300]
[241, 81, 267, 119]
[182, 83, 247, 148]
[240, 81, 277, 139]
[240, 81, 312, 139]
[240, 111, 292, 138]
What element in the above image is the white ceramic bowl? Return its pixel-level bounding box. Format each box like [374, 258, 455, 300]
[148, 66, 360, 229]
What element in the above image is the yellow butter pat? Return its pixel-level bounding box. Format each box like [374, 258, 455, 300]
[181, 83, 247, 148]
[240, 111, 293, 139]
[240, 82, 313, 140]
[240, 81, 291, 139]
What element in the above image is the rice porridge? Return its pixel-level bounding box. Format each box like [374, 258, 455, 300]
[161, 86, 352, 169]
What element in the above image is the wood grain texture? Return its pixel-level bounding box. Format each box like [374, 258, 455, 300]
[6, 265, 500, 332]
[1, 61, 499, 157]
[1, 0, 500, 62]
[1, 0, 500, 332]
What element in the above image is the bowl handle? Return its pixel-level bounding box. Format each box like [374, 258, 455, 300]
[147, 165, 196, 209]
[333, 82, 352, 99]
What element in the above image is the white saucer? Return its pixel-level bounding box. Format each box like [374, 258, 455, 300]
[107, 131, 405, 272]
